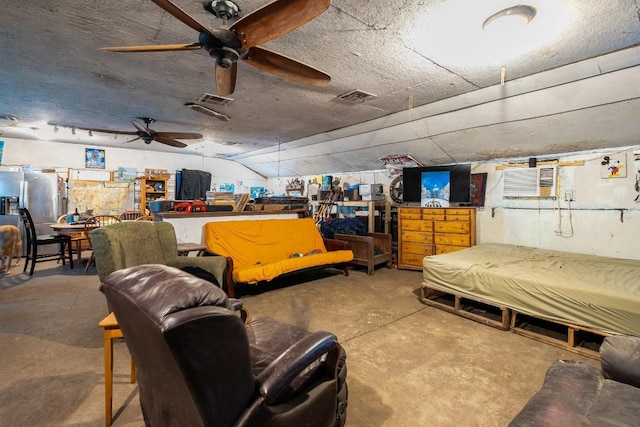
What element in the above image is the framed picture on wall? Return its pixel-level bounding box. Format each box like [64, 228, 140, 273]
[470, 173, 487, 207]
[600, 153, 626, 178]
[85, 148, 105, 169]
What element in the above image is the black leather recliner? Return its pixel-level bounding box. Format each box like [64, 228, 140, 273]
[99, 264, 348, 427]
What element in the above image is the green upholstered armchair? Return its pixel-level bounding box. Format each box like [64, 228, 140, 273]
[90, 221, 230, 294]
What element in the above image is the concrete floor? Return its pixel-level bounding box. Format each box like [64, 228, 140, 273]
[0, 260, 598, 427]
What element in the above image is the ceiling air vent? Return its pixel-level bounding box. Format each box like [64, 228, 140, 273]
[196, 93, 234, 107]
[336, 89, 377, 104]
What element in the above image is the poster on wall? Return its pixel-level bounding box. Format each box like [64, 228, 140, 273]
[220, 183, 235, 193]
[470, 173, 487, 207]
[421, 170, 450, 207]
[85, 148, 106, 169]
[0, 140, 4, 164]
[600, 153, 626, 178]
[250, 186, 266, 199]
[115, 167, 137, 182]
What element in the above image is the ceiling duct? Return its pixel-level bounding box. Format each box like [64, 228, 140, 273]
[335, 89, 377, 104]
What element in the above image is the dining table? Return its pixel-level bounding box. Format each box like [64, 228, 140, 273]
[49, 222, 88, 263]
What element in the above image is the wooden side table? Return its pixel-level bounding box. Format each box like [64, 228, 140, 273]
[98, 313, 136, 427]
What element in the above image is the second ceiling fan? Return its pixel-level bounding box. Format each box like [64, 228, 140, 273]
[102, 0, 331, 96]
[79, 117, 202, 148]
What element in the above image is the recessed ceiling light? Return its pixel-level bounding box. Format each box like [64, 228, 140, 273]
[483, 5, 537, 30]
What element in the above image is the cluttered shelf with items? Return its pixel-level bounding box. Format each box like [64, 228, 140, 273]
[309, 180, 391, 234]
[310, 199, 391, 234]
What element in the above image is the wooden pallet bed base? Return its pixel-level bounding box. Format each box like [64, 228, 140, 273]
[420, 283, 511, 330]
[510, 311, 614, 360]
[421, 283, 614, 359]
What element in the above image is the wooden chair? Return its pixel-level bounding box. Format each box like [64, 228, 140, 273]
[18, 208, 74, 276]
[84, 215, 121, 273]
[118, 210, 143, 221]
[134, 215, 154, 221]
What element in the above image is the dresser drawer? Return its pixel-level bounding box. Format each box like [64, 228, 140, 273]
[399, 212, 422, 220]
[401, 220, 434, 232]
[401, 231, 434, 244]
[445, 214, 470, 221]
[399, 252, 430, 268]
[421, 208, 443, 215]
[434, 221, 470, 234]
[399, 207, 423, 217]
[402, 241, 434, 255]
[422, 213, 446, 221]
[445, 208, 472, 216]
[435, 233, 471, 247]
[435, 245, 468, 255]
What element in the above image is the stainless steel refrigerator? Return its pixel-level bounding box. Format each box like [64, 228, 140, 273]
[0, 170, 62, 256]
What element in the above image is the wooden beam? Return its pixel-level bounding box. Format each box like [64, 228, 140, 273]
[495, 160, 584, 170]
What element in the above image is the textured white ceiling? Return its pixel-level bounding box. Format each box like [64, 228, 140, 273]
[1, 0, 639, 176]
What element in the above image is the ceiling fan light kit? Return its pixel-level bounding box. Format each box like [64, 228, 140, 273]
[483, 5, 537, 30]
[203, 0, 240, 20]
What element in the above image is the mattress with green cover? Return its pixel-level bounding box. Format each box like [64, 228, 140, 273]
[422, 243, 640, 336]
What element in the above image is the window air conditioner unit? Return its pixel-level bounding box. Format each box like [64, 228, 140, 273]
[503, 166, 557, 198]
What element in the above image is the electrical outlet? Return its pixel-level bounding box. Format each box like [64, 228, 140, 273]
[563, 189, 576, 201]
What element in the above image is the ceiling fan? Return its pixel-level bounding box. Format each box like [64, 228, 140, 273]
[102, 0, 331, 96]
[76, 117, 202, 148]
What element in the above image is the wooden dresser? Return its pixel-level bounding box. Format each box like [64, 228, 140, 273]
[397, 206, 476, 270]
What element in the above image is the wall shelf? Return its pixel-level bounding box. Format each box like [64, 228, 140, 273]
[311, 200, 390, 233]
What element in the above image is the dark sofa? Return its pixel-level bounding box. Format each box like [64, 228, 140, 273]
[510, 335, 640, 426]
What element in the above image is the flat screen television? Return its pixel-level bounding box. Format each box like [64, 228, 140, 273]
[402, 164, 471, 206]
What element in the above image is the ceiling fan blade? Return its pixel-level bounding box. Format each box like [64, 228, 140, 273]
[154, 135, 188, 148]
[156, 132, 203, 140]
[123, 136, 142, 144]
[230, 0, 330, 48]
[243, 46, 330, 86]
[102, 43, 202, 52]
[216, 63, 238, 96]
[150, 0, 217, 36]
